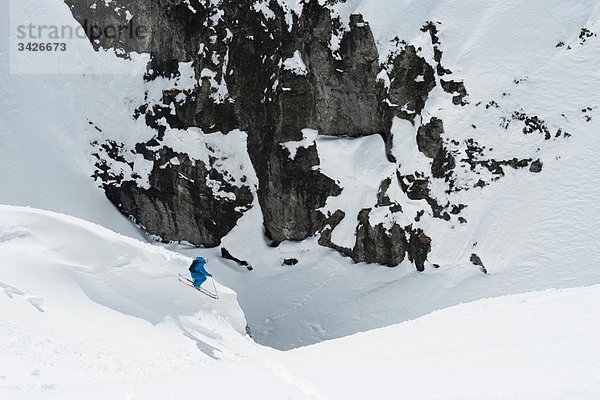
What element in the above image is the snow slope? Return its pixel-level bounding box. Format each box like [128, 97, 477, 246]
[1, 0, 153, 239]
[187, 0, 600, 349]
[286, 285, 600, 400]
[0, 205, 253, 397]
[1, 207, 598, 399]
[2, 0, 600, 353]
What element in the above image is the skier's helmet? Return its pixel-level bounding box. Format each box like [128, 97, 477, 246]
[196, 257, 207, 263]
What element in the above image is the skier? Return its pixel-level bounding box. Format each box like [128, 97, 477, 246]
[189, 257, 212, 288]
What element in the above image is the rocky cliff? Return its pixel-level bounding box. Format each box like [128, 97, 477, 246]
[66, 0, 563, 269]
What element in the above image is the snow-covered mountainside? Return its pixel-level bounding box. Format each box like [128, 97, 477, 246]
[286, 285, 600, 399]
[0, 206, 249, 368]
[1, 207, 598, 398]
[2, 0, 600, 359]
[59, 0, 599, 273]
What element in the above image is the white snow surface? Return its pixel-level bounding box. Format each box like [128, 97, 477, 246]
[280, 128, 318, 160]
[1, 1, 600, 397]
[285, 285, 600, 399]
[1, 206, 598, 398]
[203, 0, 600, 350]
[1, 0, 152, 240]
[0, 206, 256, 398]
[283, 50, 309, 76]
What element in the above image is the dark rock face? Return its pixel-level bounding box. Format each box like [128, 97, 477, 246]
[407, 228, 432, 272]
[221, 248, 251, 268]
[387, 45, 436, 122]
[417, 118, 444, 158]
[287, 12, 386, 138]
[319, 208, 433, 269]
[353, 209, 407, 267]
[431, 147, 456, 180]
[530, 159, 543, 173]
[441, 79, 469, 106]
[72, 0, 435, 259]
[69, 0, 556, 271]
[417, 118, 456, 180]
[65, 0, 201, 67]
[470, 253, 488, 274]
[95, 144, 253, 246]
[320, 208, 409, 267]
[376, 178, 402, 212]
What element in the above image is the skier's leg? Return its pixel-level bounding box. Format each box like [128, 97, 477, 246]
[190, 272, 202, 282]
[193, 275, 207, 288]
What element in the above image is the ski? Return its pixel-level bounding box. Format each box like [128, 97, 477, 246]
[178, 273, 219, 299]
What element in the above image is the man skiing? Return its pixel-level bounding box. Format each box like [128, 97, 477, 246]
[189, 257, 212, 288]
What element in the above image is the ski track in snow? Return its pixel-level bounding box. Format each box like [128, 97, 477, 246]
[0, 281, 45, 312]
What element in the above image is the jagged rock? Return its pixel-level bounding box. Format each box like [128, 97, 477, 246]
[450, 204, 467, 215]
[70, 0, 548, 270]
[352, 209, 408, 267]
[319, 208, 408, 267]
[103, 147, 253, 247]
[387, 45, 436, 121]
[399, 174, 430, 201]
[65, 0, 203, 68]
[221, 248, 250, 268]
[415, 118, 457, 180]
[397, 173, 452, 221]
[530, 159, 543, 173]
[462, 139, 536, 178]
[406, 227, 432, 272]
[376, 178, 394, 206]
[474, 179, 487, 188]
[511, 111, 567, 140]
[431, 148, 456, 179]
[433, 48, 452, 76]
[376, 178, 402, 212]
[470, 253, 488, 274]
[289, 12, 386, 138]
[73, 0, 396, 247]
[259, 145, 342, 245]
[440, 79, 469, 105]
[283, 258, 299, 266]
[417, 117, 444, 158]
[421, 21, 440, 45]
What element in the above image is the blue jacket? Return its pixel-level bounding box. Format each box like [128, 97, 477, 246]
[189, 257, 211, 287]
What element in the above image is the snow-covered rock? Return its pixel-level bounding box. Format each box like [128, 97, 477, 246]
[3, 0, 600, 356]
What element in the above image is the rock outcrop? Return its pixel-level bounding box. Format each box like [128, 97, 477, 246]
[69, 0, 559, 270]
